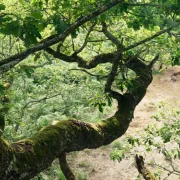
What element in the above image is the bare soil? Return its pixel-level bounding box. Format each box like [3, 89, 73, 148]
[68, 66, 180, 180]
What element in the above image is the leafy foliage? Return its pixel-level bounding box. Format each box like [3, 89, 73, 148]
[110, 101, 180, 178]
[0, 0, 180, 179]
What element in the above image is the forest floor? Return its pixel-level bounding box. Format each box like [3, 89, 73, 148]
[68, 66, 180, 180]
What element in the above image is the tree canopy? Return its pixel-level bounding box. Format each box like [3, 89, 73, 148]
[0, 0, 180, 179]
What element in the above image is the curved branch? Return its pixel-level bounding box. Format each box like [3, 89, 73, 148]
[69, 68, 108, 79]
[125, 56, 155, 106]
[22, 93, 62, 110]
[46, 24, 175, 72]
[148, 55, 159, 68]
[73, 22, 97, 55]
[45, 47, 116, 69]
[0, 57, 153, 179]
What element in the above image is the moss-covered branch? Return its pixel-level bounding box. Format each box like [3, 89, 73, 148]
[0, 57, 154, 179]
[135, 155, 156, 180]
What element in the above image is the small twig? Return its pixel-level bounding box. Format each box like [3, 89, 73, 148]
[71, 37, 75, 51]
[105, 51, 122, 93]
[147, 156, 180, 179]
[73, 22, 96, 55]
[163, 149, 180, 174]
[126, 10, 146, 17]
[101, 22, 123, 49]
[69, 68, 107, 79]
[148, 55, 159, 68]
[20, 62, 49, 69]
[22, 93, 61, 110]
[0, 114, 5, 137]
[125, 3, 172, 8]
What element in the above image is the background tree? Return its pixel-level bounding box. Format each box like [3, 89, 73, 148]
[0, 0, 179, 179]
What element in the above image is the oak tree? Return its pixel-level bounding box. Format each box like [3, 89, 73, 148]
[0, 0, 179, 179]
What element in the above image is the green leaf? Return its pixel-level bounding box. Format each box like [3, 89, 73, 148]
[162, 0, 168, 3]
[0, 3, 5, 10]
[71, 30, 78, 39]
[0, 84, 5, 95]
[0, 17, 12, 24]
[52, 15, 69, 34]
[31, 10, 43, 20]
[0, 21, 22, 37]
[21, 21, 42, 47]
[21, 66, 35, 78]
[106, 95, 112, 106]
[98, 104, 103, 113]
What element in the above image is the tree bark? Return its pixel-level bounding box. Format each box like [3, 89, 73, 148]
[135, 155, 156, 180]
[0, 57, 153, 179]
[58, 153, 76, 180]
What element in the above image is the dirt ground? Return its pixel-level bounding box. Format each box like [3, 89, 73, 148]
[68, 66, 180, 180]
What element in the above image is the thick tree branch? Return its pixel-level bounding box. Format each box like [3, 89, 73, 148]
[0, 0, 124, 74]
[46, 25, 175, 72]
[123, 55, 158, 107]
[46, 47, 115, 69]
[0, 57, 153, 179]
[0, 3, 178, 74]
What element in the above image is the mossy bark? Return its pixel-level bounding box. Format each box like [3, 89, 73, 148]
[58, 153, 76, 180]
[0, 58, 153, 179]
[135, 155, 156, 180]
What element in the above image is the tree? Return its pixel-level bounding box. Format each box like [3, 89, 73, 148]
[0, 0, 179, 179]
